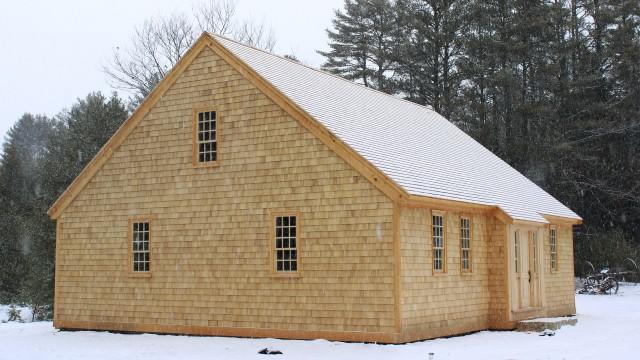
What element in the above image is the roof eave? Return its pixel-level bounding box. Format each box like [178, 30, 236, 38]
[540, 213, 583, 225]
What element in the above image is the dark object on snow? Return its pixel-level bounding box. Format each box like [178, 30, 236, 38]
[539, 330, 555, 337]
[578, 274, 619, 295]
[258, 348, 283, 355]
[7, 305, 22, 322]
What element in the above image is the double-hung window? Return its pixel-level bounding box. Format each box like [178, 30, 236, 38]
[432, 214, 445, 272]
[132, 221, 150, 273]
[460, 217, 471, 272]
[274, 215, 298, 273]
[195, 110, 217, 164]
[550, 226, 558, 271]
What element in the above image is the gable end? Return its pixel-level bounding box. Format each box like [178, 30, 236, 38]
[48, 33, 408, 219]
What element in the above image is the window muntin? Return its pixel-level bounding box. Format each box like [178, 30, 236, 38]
[132, 221, 150, 272]
[460, 217, 471, 271]
[196, 110, 217, 163]
[550, 226, 558, 271]
[275, 215, 297, 272]
[433, 214, 445, 272]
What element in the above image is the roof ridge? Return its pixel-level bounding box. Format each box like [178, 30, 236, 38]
[209, 32, 438, 115]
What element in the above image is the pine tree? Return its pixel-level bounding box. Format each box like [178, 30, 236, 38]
[0, 93, 128, 309]
[40, 92, 129, 206]
[395, 0, 469, 119]
[0, 114, 55, 302]
[318, 0, 399, 92]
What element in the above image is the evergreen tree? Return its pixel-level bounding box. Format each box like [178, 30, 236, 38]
[0, 114, 55, 302]
[40, 92, 129, 206]
[0, 93, 127, 309]
[318, 0, 399, 92]
[395, 0, 469, 119]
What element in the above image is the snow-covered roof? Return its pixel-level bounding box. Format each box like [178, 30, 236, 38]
[215, 35, 580, 223]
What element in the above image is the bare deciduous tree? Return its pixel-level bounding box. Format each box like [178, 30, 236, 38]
[234, 18, 275, 51]
[194, 0, 275, 51]
[104, 0, 275, 103]
[194, 0, 236, 36]
[104, 14, 194, 100]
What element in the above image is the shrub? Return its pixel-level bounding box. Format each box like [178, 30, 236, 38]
[7, 305, 22, 322]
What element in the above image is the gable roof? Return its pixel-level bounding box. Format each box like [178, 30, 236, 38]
[214, 35, 580, 224]
[49, 33, 580, 224]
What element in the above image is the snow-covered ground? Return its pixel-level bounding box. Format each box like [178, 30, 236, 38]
[2, 285, 639, 360]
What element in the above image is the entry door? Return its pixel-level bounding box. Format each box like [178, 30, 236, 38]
[512, 228, 541, 310]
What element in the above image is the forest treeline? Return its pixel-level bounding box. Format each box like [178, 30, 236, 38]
[320, 0, 639, 274]
[0, 0, 638, 311]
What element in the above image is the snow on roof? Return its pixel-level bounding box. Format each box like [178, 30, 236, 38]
[214, 35, 580, 223]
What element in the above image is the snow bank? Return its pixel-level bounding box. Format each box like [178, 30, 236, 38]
[0, 304, 33, 323]
[1, 285, 639, 360]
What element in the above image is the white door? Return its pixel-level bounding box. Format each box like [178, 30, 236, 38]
[511, 227, 541, 310]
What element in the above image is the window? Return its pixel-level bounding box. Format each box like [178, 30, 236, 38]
[532, 232, 538, 273]
[460, 217, 471, 272]
[514, 231, 520, 274]
[550, 226, 558, 271]
[274, 215, 297, 272]
[195, 110, 217, 164]
[432, 214, 445, 272]
[132, 221, 150, 272]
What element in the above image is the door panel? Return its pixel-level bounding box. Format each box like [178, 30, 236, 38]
[528, 231, 540, 307]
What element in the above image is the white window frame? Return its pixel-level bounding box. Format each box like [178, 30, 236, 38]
[460, 217, 472, 272]
[514, 230, 520, 274]
[273, 214, 299, 274]
[130, 220, 151, 274]
[193, 109, 218, 166]
[432, 212, 446, 273]
[550, 225, 558, 271]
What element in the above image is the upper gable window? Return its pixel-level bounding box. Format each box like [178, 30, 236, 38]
[195, 110, 217, 165]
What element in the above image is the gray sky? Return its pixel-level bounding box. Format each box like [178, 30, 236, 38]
[0, 0, 343, 145]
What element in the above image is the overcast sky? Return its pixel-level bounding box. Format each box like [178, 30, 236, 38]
[0, 0, 343, 145]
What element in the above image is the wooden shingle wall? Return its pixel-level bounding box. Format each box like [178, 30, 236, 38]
[486, 219, 509, 327]
[398, 207, 504, 342]
[542, 224, 576, 316]
[54, 47, 397, 340]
